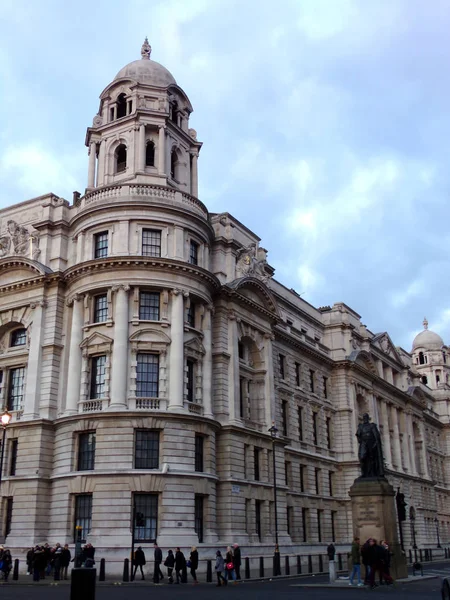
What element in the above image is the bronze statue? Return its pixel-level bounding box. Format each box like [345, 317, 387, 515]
[356, 413, 385, 478]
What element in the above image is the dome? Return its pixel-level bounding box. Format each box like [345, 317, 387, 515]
[113, 38, 176, 88]
[412, 318, 444, 350]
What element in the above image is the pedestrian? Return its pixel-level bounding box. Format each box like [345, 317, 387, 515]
[380, 541, 394, 585]
[215, 550, 226, 587]
[53, 547, 62, 581]
[84, 543, 95, 565]
[361, 538, 371, 584]
[1, 548, 12, 581]
[233, 544, 241, 579]
[133, 546, 146, 580]
[33, 546, 46, 582]
[225, 546, 236, 583]
[349, 536, 364, 587]
[154, 542, 164, 583]
[44, 543, 52, 577]
[61, 544, 71, 580]
[26, 547, 34, 576]
[164, 549, 175, 583]
[368, 539, 384, 589]
[189, 545, 199, 583]
[175, 547, 186, 584]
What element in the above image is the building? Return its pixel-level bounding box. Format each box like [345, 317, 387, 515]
[0, 39, 448, 567]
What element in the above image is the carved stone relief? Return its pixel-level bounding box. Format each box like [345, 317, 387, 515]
[235, 243, 271, 283]
[0, 220, 40, 260]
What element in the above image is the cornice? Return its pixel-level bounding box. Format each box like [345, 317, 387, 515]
[0, 272, 62, 295]
[274, 327, 333, 365]
[220, 286, 279, 323]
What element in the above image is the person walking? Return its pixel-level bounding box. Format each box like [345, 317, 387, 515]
[349, 536, 364, 586]
[61, 544, 71, 580]
[175, 547, 186, 584]
[215, 550, 226, 586]
[233, 544, 241, 580]
[361, 539, 371, 584]
[189, 546, 199, 583]
[154, 542, 164, 583]
[368, 539, 384, 589]
[1, 549, 12, 581]
[53, 547, 62, 581]
[380, 541, 394, 585]
[164, 549, 175, 583]
[133, 546, 146, 580]
[225, 546, 236, 583]
[26, 547, 34, 576]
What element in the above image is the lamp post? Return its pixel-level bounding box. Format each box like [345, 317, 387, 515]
[0, 409, 12, 488]
[410, 512, 418, 563]
[434, 517, 442, 548]
[268, 423, 281, 576]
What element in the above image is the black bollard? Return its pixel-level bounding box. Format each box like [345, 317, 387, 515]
[71, 568, 96, 600]
[409, 550, 412, 563]
[245, 556, 250, 579]
[12, 559, 19, 581]
[318, 555, 323, 573]
[99, 558, 105, 582]
[123, 558, 129, 582]
[430, 549, 433, 561]
[308, 555, 313, 574]
[297, 555, 302, 574]
[206, 560, 212, 583]
[259, 556, 264, 578]
[338, 553, 343, 571]
[273, 553, 281, 577]
[285, 555, 290, 575]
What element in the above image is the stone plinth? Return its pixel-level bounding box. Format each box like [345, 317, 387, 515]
[349, 477, 407, 579]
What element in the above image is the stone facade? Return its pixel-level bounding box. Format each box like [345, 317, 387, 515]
[0, 41, 449, 570]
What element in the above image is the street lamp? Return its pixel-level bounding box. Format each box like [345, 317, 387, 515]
[268, 423, 281, 576]
[0, 409, 12, 488]
[434, 517, 442, 548]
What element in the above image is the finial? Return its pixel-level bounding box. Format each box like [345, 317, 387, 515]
[423, 317, 428, 330]
[141, 37, 152, 59]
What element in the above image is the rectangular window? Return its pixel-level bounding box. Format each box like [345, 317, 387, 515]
[244, 444, 249, 479]
[287, 506, 293, 536]
[7, 367, 25, 411]
[285, 461, 291, 486]
[326, 417, 332, 450]
[139, 292, 160, 321]
[312, 412, 318, 446]
[186, 302, 196, 328]
[135, 430, 159, 469]
[245, 499, 251, 533]
[315, 468, 321, 495]
[309, 369, 315, 393]
[328, 471, 334, 496]
[186, 360, 195, 403]
[331, 510, 336, 542]
[255, 500, 262, 541]
[298, 407, 303, 441]
[189, 241, 199, 265]
[94, 231, 108, 258]
[323, 376, 328, 399]
[11, 328, 26, 347]
[5, 497, 13, 537]
[239, 378, 245, 419]
[142, 229, 161, 257]
[94, 294, 108, 323]
[238, 342, 244, 360]
[279, 354, 285, 379]
[74, 494, 92, 543]
[195, 495, 204, 543]
[302, 507, 308, 542]
[78, 432, 96, 471]
[89, 356, 106, 399]
[254, 447, 260, 481]
[9, 439, 18, 476]
[317, 509, 323, 542]
[281, 400, 288, 437]
[136, 354, 159, 397]
[134, 493, 158, 543]
[295, 362, 301, 387]
[300, 464, 305, 492]
[195, 434, 204, 472]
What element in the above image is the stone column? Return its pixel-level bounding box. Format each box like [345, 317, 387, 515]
[202, 305, 213, 418]
[420, 421, 430, 478]
[227, 311, 239, 422]
[23, 301, 46, 419]
[399, 411, 411, 473]
[109, 285, 130, 409]
[97, 140, 105, 186]
[264, 333, 275, 428]
[65, 295, 84, 415]
[139, 124, 146, 171]
[406, 411, 417, 476]
[158, 125, 166, 175]
[390, 406, 402, 471]
[190, 152, 198, 197]
[379, 400, 392, 467]
[88, 141, 97, 188]
[168, 289, 185, 410]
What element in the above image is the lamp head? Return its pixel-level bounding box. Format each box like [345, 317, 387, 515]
[268, 423, 278, 438]
[1, 410, 11, 427]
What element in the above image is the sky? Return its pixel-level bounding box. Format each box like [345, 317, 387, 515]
[1, 0, 449, 350]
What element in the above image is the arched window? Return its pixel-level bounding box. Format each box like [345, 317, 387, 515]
[419, 351, 425, 365]
[117, 94, 127, 119]
[170, 149, 177, 179]
[116, 144, 127, 173]
[10, 328, 27, 347]
[422, 375, 428, 385]
[146, 141, 155, 167]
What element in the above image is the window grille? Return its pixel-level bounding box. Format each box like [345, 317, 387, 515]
[136, 354, 159, 398]
[135, 430, 159, 469]
[94, 232, 108, 258]
[78, 432, 96, 471]
[142, 229, 161, 257]
[139, 292, 160, 321]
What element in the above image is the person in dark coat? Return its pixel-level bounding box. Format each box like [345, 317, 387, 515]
[174, 547, 186, 584]
[53, 547, 62, 581]
[368, 539, 385, 589]
[153, 542, 164, 583]
[61, 544, 71, 580]
[225, 546, 236, 582]
[164, 549, 175, 583]
[83, 543, 95, 563]
[1, 549, 12, 581]
[189, 546, 199, 583]
[233, 544, 241, 580]
[133, 546, 146, 580]
[361, 539, 371, 584]
[33, 546, 47, 582]
[215, 550, 226, 586]
[26, 548, 34, 576]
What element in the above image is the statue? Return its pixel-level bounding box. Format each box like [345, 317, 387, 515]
[235, 243, 271, 282]
[356, 413, 385, 478]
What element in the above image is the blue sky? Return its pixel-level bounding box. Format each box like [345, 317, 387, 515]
[1, 0, 449, 350]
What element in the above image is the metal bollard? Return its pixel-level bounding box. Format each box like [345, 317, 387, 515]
[285, 555, 290, 575]
[99, 558, 105, 582]
[123, 558, 129, 582]
[338, 553, 342, 571]
[308, 555, 313, 574]
[259, 556, 264, 577]
[273, 552, 281, 576]
[71, 567, 96, 600]
[245, 556, 250, 579]
[297, 555, 302, 574]
[206, 559, 212, 583]
[12, 559, 19, 581]
[318, 555, 323, 573]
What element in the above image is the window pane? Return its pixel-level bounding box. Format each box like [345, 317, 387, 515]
[134, 494, 158, 542]
[11, 329, 26, 347]
[9, 439, 18, 476]
[195, 435, 204, 472]
[90, 356, 106, 399]
[189, 241, 198, 265]
[74, 495, 92, 543]
[78, 432, 96, 471]
[139, 292, 160, 320]
[94, 232, 108, 258]
[142, 229, 161, 257]
[7, 367, 25, 411]
[187, 360, 195, 403]
[136, 354, 159, 397]
[135, 430, 159, 469]
[94, 295, 108, 323]
[186, 303, 196, 328]
[195, 496, 204, 543]
[5, 498, 13, 537]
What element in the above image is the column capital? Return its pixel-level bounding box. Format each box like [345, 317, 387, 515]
[111, 284, 130, 293]
[66, 293, 84, 307]
[171, 288, 182, 297]
[158, 124, 166, 131]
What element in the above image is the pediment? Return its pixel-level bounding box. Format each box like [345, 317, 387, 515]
[226, 277, 279, 315]
[349, 349, 378, 375]
[0, 258, 48, 286]
[372, 332, 403, 364]
[184, 337, 205, 355]
[80, 332, 114, 348]
[129, 328, 171, 345]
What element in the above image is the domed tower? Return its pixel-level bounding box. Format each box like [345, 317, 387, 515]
[411, 318, 450, 388]
[85, 38, 201, 196]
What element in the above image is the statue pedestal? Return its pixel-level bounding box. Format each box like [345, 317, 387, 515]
[349, 477, 408, 580]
